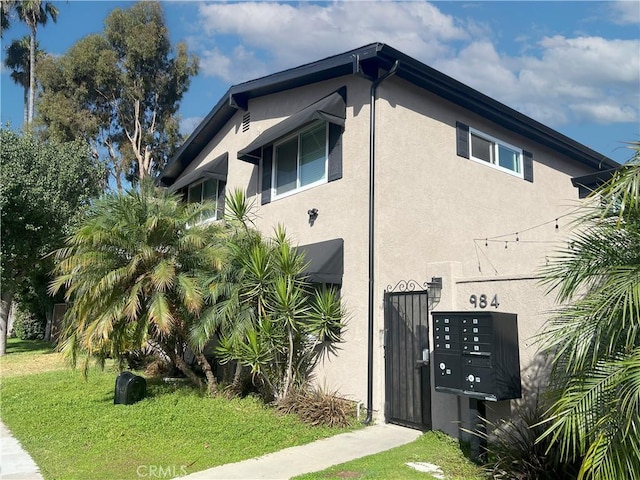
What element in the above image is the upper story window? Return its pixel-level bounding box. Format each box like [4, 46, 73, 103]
[456, 121, 534, 182]
[470, 129, 522, 176]
[187, 178, 224, 223]
[237, 87, 346, 205]
[274, 122, 328, 198]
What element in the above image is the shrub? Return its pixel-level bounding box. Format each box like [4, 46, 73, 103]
[277, 387, 355, 428]
[12, 309, 45, 340]
[474, 401, 581, 479]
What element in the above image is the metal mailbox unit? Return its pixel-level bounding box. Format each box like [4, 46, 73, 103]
[432, 311, 521, 401]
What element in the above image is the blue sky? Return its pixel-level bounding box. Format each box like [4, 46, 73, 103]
[1, 0, 639, 164]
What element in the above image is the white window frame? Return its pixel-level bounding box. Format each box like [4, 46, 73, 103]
[469, 128, 523, 178]
[272, 122, 329, 200]
[187, 177, 221, 224]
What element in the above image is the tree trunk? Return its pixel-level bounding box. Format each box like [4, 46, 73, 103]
[231, 362, 244, 391]
[283, 327, 294, 400]
[173, 353, 203, 389]
[28, 26, 35, 125]
[23, 86, 28, 126]
[195, 353, 217, 395]
[158, 340, 203, 388]
[1, 290, 14, 356]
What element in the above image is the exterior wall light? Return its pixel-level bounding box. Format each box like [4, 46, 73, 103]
[427, 276, 443, 303]
[307, 208, 318, 226]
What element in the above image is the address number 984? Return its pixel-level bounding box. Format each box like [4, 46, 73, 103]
[469, 294, 499, 309]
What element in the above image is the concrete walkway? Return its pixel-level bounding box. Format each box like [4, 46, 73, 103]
[0, 421, 43, 480]
[180, 423, 423, 480]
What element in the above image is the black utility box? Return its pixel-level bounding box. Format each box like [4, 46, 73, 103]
[432, 312, 521, 401]
[114, 372, 146, 405]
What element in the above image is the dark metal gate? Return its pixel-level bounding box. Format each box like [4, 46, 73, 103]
[384, 281, 432, 430]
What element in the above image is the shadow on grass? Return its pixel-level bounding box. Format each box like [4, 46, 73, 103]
[7, 338, 55, 354]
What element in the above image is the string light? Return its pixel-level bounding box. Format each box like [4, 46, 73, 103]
[473, 210, 577, 245]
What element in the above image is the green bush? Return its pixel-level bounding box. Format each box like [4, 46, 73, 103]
[12, 309, 45, 340]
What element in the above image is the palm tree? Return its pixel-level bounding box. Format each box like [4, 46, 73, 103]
[50, 180, 226, 393]
[4, 35, 40, 125]
[0, 0, 14, 36]
[15, 0, 58, 125]
[538, 142, 640, 480]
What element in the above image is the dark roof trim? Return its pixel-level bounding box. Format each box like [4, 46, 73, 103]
[160, 42, 617, 183]
[237, 88, 346, 164]
[167, 152, 228, 192]
[571, 168, 617, 199]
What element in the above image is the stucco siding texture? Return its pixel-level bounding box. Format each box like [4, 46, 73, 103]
[180, 72, 600, 434]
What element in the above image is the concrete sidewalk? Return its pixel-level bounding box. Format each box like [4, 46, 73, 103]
[180, 423, 422, 480]
[0, 421, 43, 480]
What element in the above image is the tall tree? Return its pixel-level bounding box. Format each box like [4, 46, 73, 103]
[538, 142, 640, 480]
[0, 0, 14, 36]
[15, 0, 58, 125]
[0, 128, 105, 355]
[4, 35, 41, 125]
[37, 1, 198, 189]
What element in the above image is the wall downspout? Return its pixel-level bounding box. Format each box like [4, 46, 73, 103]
[364, 60, 399, 425]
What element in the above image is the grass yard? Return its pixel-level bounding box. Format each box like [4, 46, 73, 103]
[0, 338, 66, 377]
[293, 430, 486, 480]
[0, 338, 357, 479]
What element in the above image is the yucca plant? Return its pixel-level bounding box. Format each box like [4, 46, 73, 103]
[537, 142, 640, 479]
[208, 189, 347, 401]
[50, 180, 226, 393]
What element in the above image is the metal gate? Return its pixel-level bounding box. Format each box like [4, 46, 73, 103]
[384, 282, 432, 430]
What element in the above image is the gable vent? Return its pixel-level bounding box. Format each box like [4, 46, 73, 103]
[242, 112, 251, 132]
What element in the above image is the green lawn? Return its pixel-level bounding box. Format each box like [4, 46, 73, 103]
[0, 338, 357, 479]
[294, 430, 486, 480]
[1, 339, 486, 480]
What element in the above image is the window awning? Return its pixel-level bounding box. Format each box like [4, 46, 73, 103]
[168, 153, 228, 192]
[296, 238, 344, 284]
[238, 90, 346, 164]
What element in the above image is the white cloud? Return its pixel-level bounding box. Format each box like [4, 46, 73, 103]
[432, 35, 639, 126]
[609, 1, 640, 25]
[193, 1, 639, 127]
[569, 103, 637, 124]
[180, 116, 204, 137]
[196, 1, 467, 79]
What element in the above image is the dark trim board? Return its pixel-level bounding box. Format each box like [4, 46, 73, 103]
[160, 42, 618, 185]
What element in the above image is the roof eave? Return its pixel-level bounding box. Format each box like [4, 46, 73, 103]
[160, 42, 618, 184]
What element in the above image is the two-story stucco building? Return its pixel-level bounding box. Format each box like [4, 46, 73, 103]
[159, 43, 618, 436]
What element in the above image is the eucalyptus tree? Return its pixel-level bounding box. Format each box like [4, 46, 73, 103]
[37, 1, 198, 189]
[538, 142, 640, 480]
[4, 35, 41, 125]
[15, 0, 58, 125]
[50, 181, 225, 393]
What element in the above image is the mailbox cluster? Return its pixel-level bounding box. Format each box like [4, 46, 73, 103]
[432, 311, 521, 401]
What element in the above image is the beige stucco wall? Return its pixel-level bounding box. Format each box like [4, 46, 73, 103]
[181, 73, 597, 435]
[372, 76, 592, 435]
